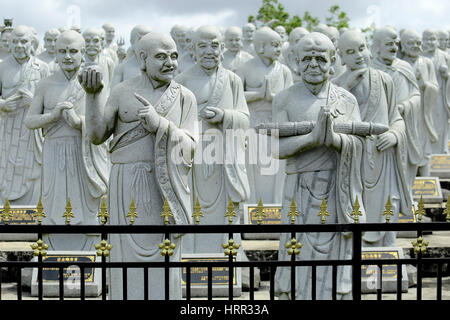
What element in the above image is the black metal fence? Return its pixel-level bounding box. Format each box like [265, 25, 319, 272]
[0, 222, 449, 301]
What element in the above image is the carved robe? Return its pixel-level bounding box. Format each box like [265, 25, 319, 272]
[336, 68, 412, 246]
[372, 58, 421, 196]
[176, 65, 250, 253]
[222, 49, 253, 75]
[273, 82, 365, 300]
[238, 58, 293, 205]
[0, 56, 49, 205]
[107, 78, 197, 300]
[30, 69, 109, 250]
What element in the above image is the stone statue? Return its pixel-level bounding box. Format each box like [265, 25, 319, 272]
[274, 32, 365, 300]
[0, 28, 12, 61]
[281, 27, 309, 83]
[335, 30, 412, 247]
[82, 27, 115, 94]
[401, 29, 439, 176]
[242, 23, 256, 56]
[170, 24, 189, 57]
[25, 30, 108, 251]
[0, 26, 49, 206]
[236, 26, 293, 205]
[79, 31, 198, 300]
[177, 27, 196, 74]
[371, 27, 421, 208]
[30, 27, 44, 57]
[222, 26, 253, 74]
[437, 30, 449, 52]
[422, 29, 450, 154]
[111, 24, 152, 88]
[175, 25, 250, 254]
[37, 29, 61, 74]
[315, 24, 345, 78]
[101, 23, 119, 66]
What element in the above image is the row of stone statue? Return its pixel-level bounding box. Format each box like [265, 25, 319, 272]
[0, 19, 449, 300]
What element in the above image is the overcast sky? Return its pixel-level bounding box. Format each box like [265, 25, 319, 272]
[2, 0, 450, 46]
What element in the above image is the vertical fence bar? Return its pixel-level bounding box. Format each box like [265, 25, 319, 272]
[397, 264, 402, 300]
[437, 263, 442, 300]
[290, 232, 296, 300]
[228, 232, 234, 300]
[249, 267, 254, 301]
[332, 264, 337, 300]
[59, 267, 64, 300]
[0, 267, 2, 300]
[377, 264, 382, 301]
[144, 267, 149, 301]
[186, 266, 191, 301]
[164, 232, 170, 301]
[352, 227, 362, 301]
[38, 232, 43, 301]
[270, 266, 275, 300]
[122, 267, 127, 300]
[208, 266, 212, 300]
[311, 265, 316, 300]
[101, 232, 107, 301]
[17, 267, 22, 300]
[80, 266, 85, 301]
[416, 230, 423, 301]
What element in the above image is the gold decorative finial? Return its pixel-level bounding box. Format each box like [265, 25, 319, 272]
[31, 239, 49, 257]
[382, 196, 394, 223]
[0, 197, 13, 224]
[443, 195, 450, 222]
[415, 196, 425, 222]
[285, 238, 302, 256]
[254, 197, 266, 225]
[94, 239, 113, 257]
[287, 197, 299, 224]
[32, 196, 46, 225]
[318, 197, 329, 224]
[158, 238, 176, 256]
[126, 197, 138, 225]
[97, 196, 109, 225]
[62, 198, 75, 225]
[222, 238, 240, 256]
[192, 197, 203, 225]
[412, 236, 428, 255]
[161, 197, 173, 225]
[224, 197, 236, 225]
[350, 196, 362, 223]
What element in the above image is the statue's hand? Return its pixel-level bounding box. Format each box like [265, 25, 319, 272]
[135, 93, 160, 133]
[116, 36, 125, 47]
[63, 108, 81, 129]
[376, 131, 397, 151]
[52, 101, 73, 120]
[324, 112, 341, 151]
[201, 106, 224, 124]
[1, 94, 22, 112]
[310, 106, 327, 146]
[78, 67, 104, 95]
[18, 89, 33, 107]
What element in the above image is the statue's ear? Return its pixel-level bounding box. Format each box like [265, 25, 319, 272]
[139, 51, 147, 71]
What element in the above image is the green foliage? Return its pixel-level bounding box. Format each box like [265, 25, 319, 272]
[248, 0, 350, 34]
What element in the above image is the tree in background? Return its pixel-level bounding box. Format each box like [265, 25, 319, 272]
[248, 0, 350, 33]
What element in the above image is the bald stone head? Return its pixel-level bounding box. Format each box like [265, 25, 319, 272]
[296, 32, 336, 85]
[253, 26, 282, 60]
[43, 28, 61, 54]
[130, 24, 152, 47]
[224, 26, 243, 53]
[56, 30, 85, 72]
[242, 23, 256, 42]
[422, 29, 438, 53]
[82, 27, 104, 58]
[288, 27, 309, 46]
[437, 30, 449, 51]
[274, 25, 287, 42]
[102, 23, 115, 43]
[137, 32, 178, 84]
[400, 29, 422, 58]
[338, 30, 370, 71]
[192, 25, 224, 70]
[9, 25, 35, 62]
[373, 26, 399, 64]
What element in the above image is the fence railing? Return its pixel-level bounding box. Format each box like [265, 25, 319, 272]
[0, 221, 450, 301]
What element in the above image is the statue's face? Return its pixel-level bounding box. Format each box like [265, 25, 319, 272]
[422, 32, 437, 53]
[242, 26, 255, 41]
[298, 47, 332, 85]
[44, 34, 58, 54]
[194, 33, 222, 70]
[56, 39, 84, 72]
[225, 30, 243, 53]
[274, 27, 287, 42]
[340, 36, 370, 71]
[438, 34, 448, 50]
[10, 31, 33, 61]
[1, 32, 11, 52]
[175, 30, 187, 50]
[104, 27, 115, 42]
[144, 40, 178, 84]
[83, 33, 103, 57]
[402, 34, 422, 58]
[260, 37, 282, 61]
[377, 35, 398, 64]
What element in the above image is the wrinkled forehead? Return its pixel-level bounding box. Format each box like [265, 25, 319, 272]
[144, 38, 177, 55]
[339, 33, 366, 51]
[194, 30, 222, 44]
[298, 35, 334, 56]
